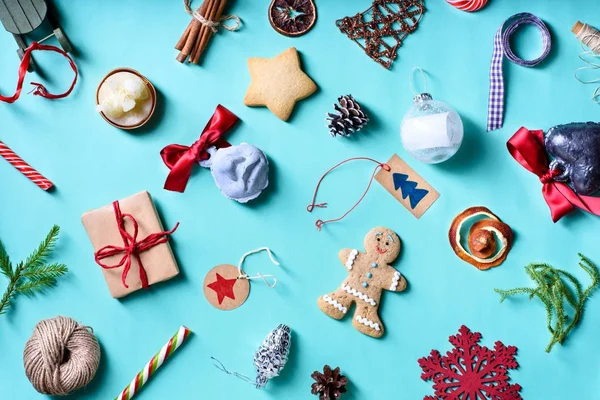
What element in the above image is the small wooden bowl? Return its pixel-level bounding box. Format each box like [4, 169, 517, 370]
[96, 68, 157, 130]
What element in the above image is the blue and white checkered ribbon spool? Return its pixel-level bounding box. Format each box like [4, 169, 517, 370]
[487, 13, 551, 132]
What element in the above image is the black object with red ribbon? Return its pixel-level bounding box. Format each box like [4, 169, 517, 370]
[0, 42, 78, 103]
[507, 126, 600, 222]
[161, 104, 238, 192]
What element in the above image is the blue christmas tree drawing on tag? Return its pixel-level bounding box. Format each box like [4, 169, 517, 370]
[393, 173, 429, 209]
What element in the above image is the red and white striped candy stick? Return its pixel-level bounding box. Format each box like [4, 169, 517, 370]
[0, 140, 53, 191]
[446, 0, 488, 12]
[115, 326, 192, 400]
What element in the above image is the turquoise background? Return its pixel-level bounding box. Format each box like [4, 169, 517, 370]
[1, 0, 600, 398]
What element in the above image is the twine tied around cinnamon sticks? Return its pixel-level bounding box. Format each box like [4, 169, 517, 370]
[176, 0, 240, 64]
[186, 1, 240, 33]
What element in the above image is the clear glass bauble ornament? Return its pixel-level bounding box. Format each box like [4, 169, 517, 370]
[400, 93, 464, 164]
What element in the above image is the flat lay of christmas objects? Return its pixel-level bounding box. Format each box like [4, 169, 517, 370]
[1, 0, 600, 399]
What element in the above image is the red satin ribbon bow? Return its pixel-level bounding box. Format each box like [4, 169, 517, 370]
[507, 127, 600, 222]
[0, 42, 78, 103]
[94, 200, 179, 289]
[160, 104, 239, 192]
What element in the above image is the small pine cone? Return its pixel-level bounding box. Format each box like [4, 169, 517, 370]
[326, 95, 369, 137]
[311, 365, 349, 399]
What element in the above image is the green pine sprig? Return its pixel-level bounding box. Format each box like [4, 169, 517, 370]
[0, 225, 68, 316]
[495, 253, 599, 353]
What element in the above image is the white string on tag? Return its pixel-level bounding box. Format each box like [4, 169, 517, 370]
[237, 247, 280, 288]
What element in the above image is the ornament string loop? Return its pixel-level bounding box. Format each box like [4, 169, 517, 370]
[237, 247, 280, 288]
[409, 66, 428, 96]
[307, 157, 390, 231]
[211, 357, 255, 385]
[94, 201, 179, 289]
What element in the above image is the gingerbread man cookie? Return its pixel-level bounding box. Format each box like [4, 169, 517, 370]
[318, 227, 407, 338]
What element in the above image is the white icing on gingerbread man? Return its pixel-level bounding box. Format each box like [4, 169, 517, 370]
[317, 227, 407, 338]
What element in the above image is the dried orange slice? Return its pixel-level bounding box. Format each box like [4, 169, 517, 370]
[448, 206, 513, 270]
[269, 0, 317, 37]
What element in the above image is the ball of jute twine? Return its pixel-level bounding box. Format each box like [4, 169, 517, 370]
[23, 316, 100, 396]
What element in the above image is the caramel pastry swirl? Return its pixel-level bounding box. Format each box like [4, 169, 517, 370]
[448, 206, 513, 270]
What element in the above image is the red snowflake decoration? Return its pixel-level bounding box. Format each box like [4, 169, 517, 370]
[418, 325, 522, 400]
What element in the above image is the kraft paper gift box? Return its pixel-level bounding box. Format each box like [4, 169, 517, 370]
[82, 191, 179, 298]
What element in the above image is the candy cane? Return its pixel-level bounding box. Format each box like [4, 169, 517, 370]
[0, 140, 53, 191]
[115, 326, 192, 400]
[446, 0, 488, 12]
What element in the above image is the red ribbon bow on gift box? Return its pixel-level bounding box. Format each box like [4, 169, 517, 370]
[160, 104, 239, 192]
[507, 127, 600, 222]
[94, 200, 179, 289]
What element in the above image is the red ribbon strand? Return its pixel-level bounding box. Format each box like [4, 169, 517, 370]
[94, 200, 179, 289]
[0, 42, 78, 103]
[160, 104, 239, 192]
[507, 127, 600, 222]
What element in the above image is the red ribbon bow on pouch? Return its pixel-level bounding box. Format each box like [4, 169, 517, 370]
[507, 127, 600, 222]
[94, 200, 179, 289]
[160, 104, 239, 192]
[0, 42, 78, 103]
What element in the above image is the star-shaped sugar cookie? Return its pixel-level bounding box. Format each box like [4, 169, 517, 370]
[244, 47, 317, 121]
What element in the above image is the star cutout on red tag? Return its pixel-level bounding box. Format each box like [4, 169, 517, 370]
[207, 273, 238, 305]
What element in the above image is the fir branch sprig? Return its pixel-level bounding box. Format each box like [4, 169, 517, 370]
[0, 225, 68, 316]
[495, 253, 599, 353]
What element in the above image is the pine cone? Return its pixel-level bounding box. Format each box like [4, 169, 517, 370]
[311, 365, 348, 399]
[326, 95, 369, 137]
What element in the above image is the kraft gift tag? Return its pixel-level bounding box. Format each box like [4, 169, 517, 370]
[203, 247, 279, 311]
[203, 264, 250, 311]
[375, 154, 439, 218]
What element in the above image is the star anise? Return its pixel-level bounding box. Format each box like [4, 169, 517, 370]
[310, 365, 348, 399]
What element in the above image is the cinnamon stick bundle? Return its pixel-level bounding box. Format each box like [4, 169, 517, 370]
[176, 0, 229, 64]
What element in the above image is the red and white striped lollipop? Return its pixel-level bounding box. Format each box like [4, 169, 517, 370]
[446, 0, 488, 12]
